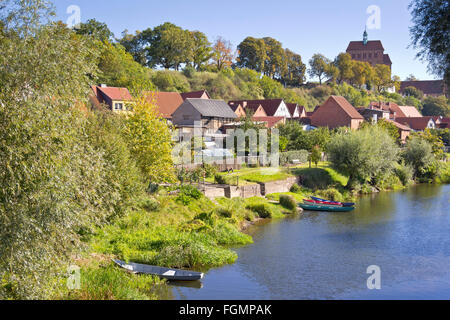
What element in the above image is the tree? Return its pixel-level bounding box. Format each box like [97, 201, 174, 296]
[406, 74, 419, 81]
[0, 0, 120, 299]
[402, 136, 435, 179]
[119, 30, 147, 65]
[309, 145, 322, 167]
[236, 36, 267, 73]
[262, 37, 285, 79]
[190, 30, 212, 70]
[409, 0, 450, 89]
[373, 64, 393, 92]
[282, 48, 306, 86]
[123, 95, 175, 184]
[403, 86, 424, 99]
[411, 129, 445, 159]
[309, 54, 331, 84]
[360, 118, 400, 142]
[334, 53, 354, 84]
[97, 41, 154, 92]
[326, 126, 400, 188]
[351, 60, 373, 88]
[145, 22, 194, 70]
[421, 96, 450, 117]
[211, 37, 234, 71]
[75, 19, 114, 42]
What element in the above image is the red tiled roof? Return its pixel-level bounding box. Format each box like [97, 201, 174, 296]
[441, 118, 450, 124]
[385, 119, 411, 131]
[286, 103, 298, 117]
[229, 99, 284, 117]
[252, 116, 285, 128]
[145, 92, 184, 119]
[328, 96, 364, 119]
[398, 106, 422, 117]
[347, 40, 384, 51]
[181, 90, 211, 100]
[399, 80, 446, 96]
[97, 86, 133, 101]
[395, 117, 435, 130]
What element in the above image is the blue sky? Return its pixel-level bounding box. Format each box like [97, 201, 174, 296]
[53, 0, 434, 81]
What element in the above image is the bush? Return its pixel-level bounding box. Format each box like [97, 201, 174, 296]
[214, 174, 228, 185]
[139, 198, 160, 212]
[279, 195, 297, 211]
[245, 204, 273, 219]
[280, 150, 309, 166]
[290, 184, 301, 193]
[315, 188, 344, 202]
[394, 163, 414, 186]
[176, 186, 203, 205]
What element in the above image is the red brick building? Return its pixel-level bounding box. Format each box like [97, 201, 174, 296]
[346, 30, 392, 69]
[311, 96, 364, 129]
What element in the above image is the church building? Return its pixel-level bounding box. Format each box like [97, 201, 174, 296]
[346, 30, 392, 69]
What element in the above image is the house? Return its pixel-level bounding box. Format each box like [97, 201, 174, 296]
[243, 102, 268, 117]
[229, 103, 247, 118]
[228, 99, 291, 118]
[395, 117, 436, 131]
[252, 116, 286, 128]
[346, 30, 392, 69]
[311, 96, 364, 129]
[439, 118, 450, 129]
[357, 106, 390, 122]
[399, 80, 447, 97]
[90, 85, 133, 112]
[171, 99, 238, 136]
[385, 119, 412, 144]
[181, 90, 211, 100]
[369, 102, 422, 119]
[286, 103, 307, 119]
[145, 92, 184, 120]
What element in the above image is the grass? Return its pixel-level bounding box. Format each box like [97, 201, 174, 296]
[69, 190, 298, 300]
[213, 167, 294, 185]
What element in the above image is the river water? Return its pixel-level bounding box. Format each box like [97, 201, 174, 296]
[171, 184, 450, 300]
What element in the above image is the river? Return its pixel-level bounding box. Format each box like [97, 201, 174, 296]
[171, 184, 450, 300]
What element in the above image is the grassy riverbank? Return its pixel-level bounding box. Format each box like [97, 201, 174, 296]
[64, 187, 298, 300]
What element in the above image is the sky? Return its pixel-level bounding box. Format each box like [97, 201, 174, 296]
[53, 0, 435, 82]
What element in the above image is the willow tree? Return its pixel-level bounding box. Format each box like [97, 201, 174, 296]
[326, 126, 400, 188]
[0, 0, 122, 299]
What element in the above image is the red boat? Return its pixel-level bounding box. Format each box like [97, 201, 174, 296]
[303, 199, 343, 206]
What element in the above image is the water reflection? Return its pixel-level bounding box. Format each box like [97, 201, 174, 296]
[172, 184, 450, 300]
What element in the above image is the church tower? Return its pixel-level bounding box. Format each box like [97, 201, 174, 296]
[363, 28, 368, 45]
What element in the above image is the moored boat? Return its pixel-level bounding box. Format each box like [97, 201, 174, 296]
[304, 199, 342, 206]
[114, 259, 204, 281]
[299, 202, 355, 212]
[311, 196, 355, 207]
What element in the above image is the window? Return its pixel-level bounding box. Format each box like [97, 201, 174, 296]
[183, 115, 191, 120]
[114, 103, 123, 110]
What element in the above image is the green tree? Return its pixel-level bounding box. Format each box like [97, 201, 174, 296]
[409, 0, 450, 89]
[75, 18, 114, 42]
[119, 30, 147, 65]
[97, 41, 154, 92]
[326, 126, 400, 188]
[282, 48, 306, 86]
[403, 86, 424, 99]
[309, 54, 331, 85]
[309, 145, 322, 167]
[402, 136, 435, 179]
[236, 36, 267, 73]
[190, 30, 212, 70]
[146, 22, 194, 70]
[262, 37, 285, 78]
[373, 64, 393, 92]
[421, 95, 449, 116]
[123, 95, 175, 184]
[334, 52, 354, 84]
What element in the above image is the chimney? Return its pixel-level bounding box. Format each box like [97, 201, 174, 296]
[372, 114, 378, 124]
[243, 101, 247, 108]
[100, 84, 107, 88]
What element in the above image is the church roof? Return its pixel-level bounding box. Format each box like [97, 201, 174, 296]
[347, 40, 384, 51]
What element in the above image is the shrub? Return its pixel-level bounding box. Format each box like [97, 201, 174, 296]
[394, 163, 414, 186]
[316, 188, 344, 202]
[139, 198, 160, 212]
[279, 195, 297, 211]
[176, 186, 203, 205]
[290, 183, 301, 193]
[214, 174, 228, 185]
[280, 150, 309, 166]
[245, 204, 273, 219]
